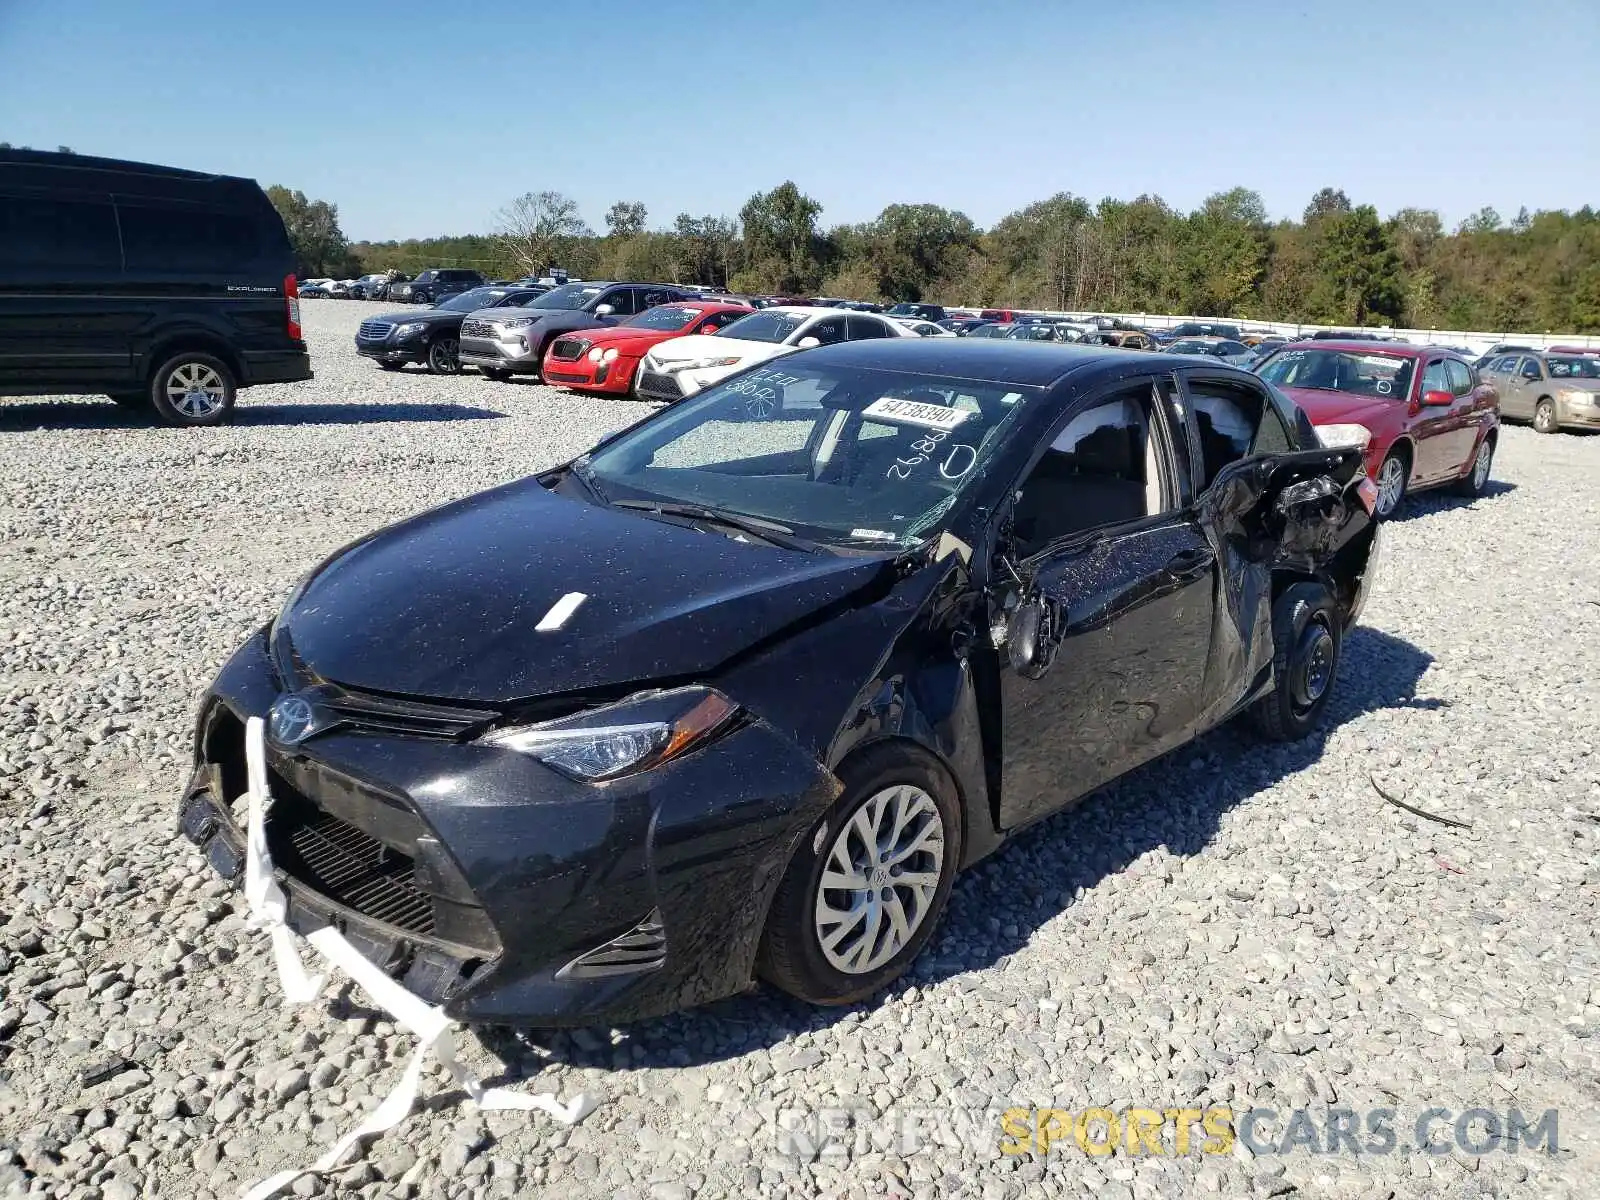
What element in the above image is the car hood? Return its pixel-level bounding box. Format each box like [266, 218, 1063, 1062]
[367, 308, 455, 326]
[467, 308, 592, 330]
[1276, 386, 1397, 425]
[646, 334, 789, 364]
[280, 478, 892, 704]
[580, 325, 686, 348]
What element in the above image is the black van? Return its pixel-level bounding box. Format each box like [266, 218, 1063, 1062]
[0, 150, 312, 426]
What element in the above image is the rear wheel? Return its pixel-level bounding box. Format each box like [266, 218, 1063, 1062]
[1451, 435, 1494, 497]
[426, 337, 461, 375]
[148, 352, 236, 426]
[758, 743, 961, 1006]
[1250, 582, 1342, 742]
[1533, 398, 1558, 434]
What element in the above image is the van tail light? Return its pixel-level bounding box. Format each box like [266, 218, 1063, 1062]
[284, 275, 303, 341]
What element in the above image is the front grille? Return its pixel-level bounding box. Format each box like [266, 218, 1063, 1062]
[556, 910, 667, 979]
[271, 805, 434, 936]
[316, 689, 491, 741]
[637, 371, 681, 398]
[544, 370, 590, 385]
[460, 319, 494, 339]
[357, 320, 394, 341]
[550, 337, 590, 362]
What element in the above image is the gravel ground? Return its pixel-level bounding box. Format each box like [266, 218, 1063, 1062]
[2, 299, 1598, 1200]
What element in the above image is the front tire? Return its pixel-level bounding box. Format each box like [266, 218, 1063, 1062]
[758, 743, 961, 1006]
[426, 337, 461, 375]
[1250, 582, 1342, 742]
[148, 352, 237, 426]
[1533, 398, 1558, 434]
[1373, 449, 1408, 519]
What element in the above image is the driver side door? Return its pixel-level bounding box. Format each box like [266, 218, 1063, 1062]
[995, 377, 1218, 830]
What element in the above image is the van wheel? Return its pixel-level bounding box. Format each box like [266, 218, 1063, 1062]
[149, 353, 237, 426]
[1250, 582, 1341, 742]
[758, 743, 961, 1006]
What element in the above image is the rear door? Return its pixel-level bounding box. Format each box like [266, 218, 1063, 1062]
[0, 184, 129, 389]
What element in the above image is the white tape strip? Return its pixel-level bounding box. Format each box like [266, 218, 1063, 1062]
[235, 716, 600, 1200]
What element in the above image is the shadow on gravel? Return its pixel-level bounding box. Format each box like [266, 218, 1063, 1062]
[0, 400, 506, 430]
[1387, 478, 1517, 523]
[476, 625, 1437, 1077]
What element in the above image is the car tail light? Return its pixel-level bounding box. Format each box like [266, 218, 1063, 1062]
[285, 275, 303, 341]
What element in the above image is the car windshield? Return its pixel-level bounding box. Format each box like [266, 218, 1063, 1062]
[523, 283, 606, 310]
[1257, 348, 1415, 399]
[885, 304, 919, 316]
[1168, 339, 1219, 354]
[624, 306, 702, 332]
[1548, 356, 1600, 379]
[583, 362, 1038, 547]
[440, 288, 511, 311]
[714, 311, 810, 343]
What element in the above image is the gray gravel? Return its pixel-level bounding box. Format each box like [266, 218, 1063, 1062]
[2, 298, 1598, 1200]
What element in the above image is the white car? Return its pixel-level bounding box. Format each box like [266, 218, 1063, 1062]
[893, 318, 957, 338]
[634, 306, 916, 403]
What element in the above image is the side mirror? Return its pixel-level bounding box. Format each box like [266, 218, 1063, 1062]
[796, 336, 821, 349]
[594, 304, 615, 317]
[1006, 599, 1056, 679]
[1421, 389, 1454, 407]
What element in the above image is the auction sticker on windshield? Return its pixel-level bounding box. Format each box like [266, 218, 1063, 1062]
[864, 396, 973, 430]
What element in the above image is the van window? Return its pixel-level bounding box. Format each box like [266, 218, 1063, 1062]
[118, 201, 262, 273]
[0, 192, 121, 270]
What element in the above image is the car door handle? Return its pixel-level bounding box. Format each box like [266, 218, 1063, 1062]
[1161, 547, 1214, 582]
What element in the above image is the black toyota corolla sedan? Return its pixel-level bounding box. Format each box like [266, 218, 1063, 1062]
[179, 339, 1383, 1026]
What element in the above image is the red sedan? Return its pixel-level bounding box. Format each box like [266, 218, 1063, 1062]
[541, 302, 752, 395]
[1255, 340, 1499, 518]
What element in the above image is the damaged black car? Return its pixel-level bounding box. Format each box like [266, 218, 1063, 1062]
[179, 339, 1383, 1026]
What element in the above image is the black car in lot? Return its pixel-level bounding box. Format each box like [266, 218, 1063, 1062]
[355, 286, 545, 374]
[458, 281, 696, 382]
[885, 302, 948, 323]
[180, 339, 1382, 1025]
[0, 149, 311, 426]
[386, 268, 486, 305]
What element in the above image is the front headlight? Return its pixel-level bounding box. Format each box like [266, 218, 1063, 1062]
[393, 322, 427, 337]
[670, 356, 743, 372]
[478, 686, 738, 782]
[1313, 423, 1372, 450]
[602, 348, 619, 363]
[587, 347, 604, 363]
[1561, 388, 1599, 406]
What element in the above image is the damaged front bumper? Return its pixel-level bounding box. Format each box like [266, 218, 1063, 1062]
[179, 630, 838, 1026]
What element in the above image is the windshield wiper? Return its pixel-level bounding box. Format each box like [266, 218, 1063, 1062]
[611, 500, 817, 552]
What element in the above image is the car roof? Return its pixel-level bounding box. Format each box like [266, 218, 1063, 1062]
[1276, 339, 1434, 359]
[792, 335, 1204, 388]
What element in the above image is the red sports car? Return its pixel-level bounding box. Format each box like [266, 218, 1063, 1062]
[541, 302, 752, 396]
[1255, 340, 1499, 518]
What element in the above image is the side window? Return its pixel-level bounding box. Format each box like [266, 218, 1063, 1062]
[1445, 359, 1473, 396]
[1219, 341, 1247, 356]
[1519, 358, 1542, 380]
[696, 312, 731, 334]
[1010, 384, 1171, 555]
[847, 316, 892, 340]
[1185, 379, 1269, 489]
[806, 316, 846, 345]
[117, 201, 261, 272]
[598, 289, 638, 316]
[0, 191, 121, 270]
[1421, 360, 1451, 394]
[640, 289, 672, 309]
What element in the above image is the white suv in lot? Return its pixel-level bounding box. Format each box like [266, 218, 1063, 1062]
[635, 307, 915, 403]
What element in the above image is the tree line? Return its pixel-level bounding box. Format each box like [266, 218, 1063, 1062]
[271, 182, 1600, 333]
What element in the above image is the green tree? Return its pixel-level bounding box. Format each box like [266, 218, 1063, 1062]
[493, 191, 591, 277]
[1311, 205, 1404, 325]
[1303, 187, 1352, 224]
[604, 201, 648, 238]
[738, 182, 824, 293]
[266, 185, 360, 276]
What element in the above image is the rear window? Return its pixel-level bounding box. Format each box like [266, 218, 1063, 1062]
[0, 191, 121, 270]
[118, 200, 263, 272]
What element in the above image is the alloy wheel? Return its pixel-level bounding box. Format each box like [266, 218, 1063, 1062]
[1472, 441, 1492, 489]
[1534, 401, 1556, 433]
[429, 338, 461, 374]
[813, 784, 945, 975]
[1375, 456, 1405, 517]
[165, 362, 226, 419]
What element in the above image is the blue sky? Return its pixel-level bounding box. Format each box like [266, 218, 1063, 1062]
[3, 0, 1595, 242]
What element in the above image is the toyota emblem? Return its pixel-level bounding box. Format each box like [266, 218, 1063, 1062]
[268, 694, 316, 746]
